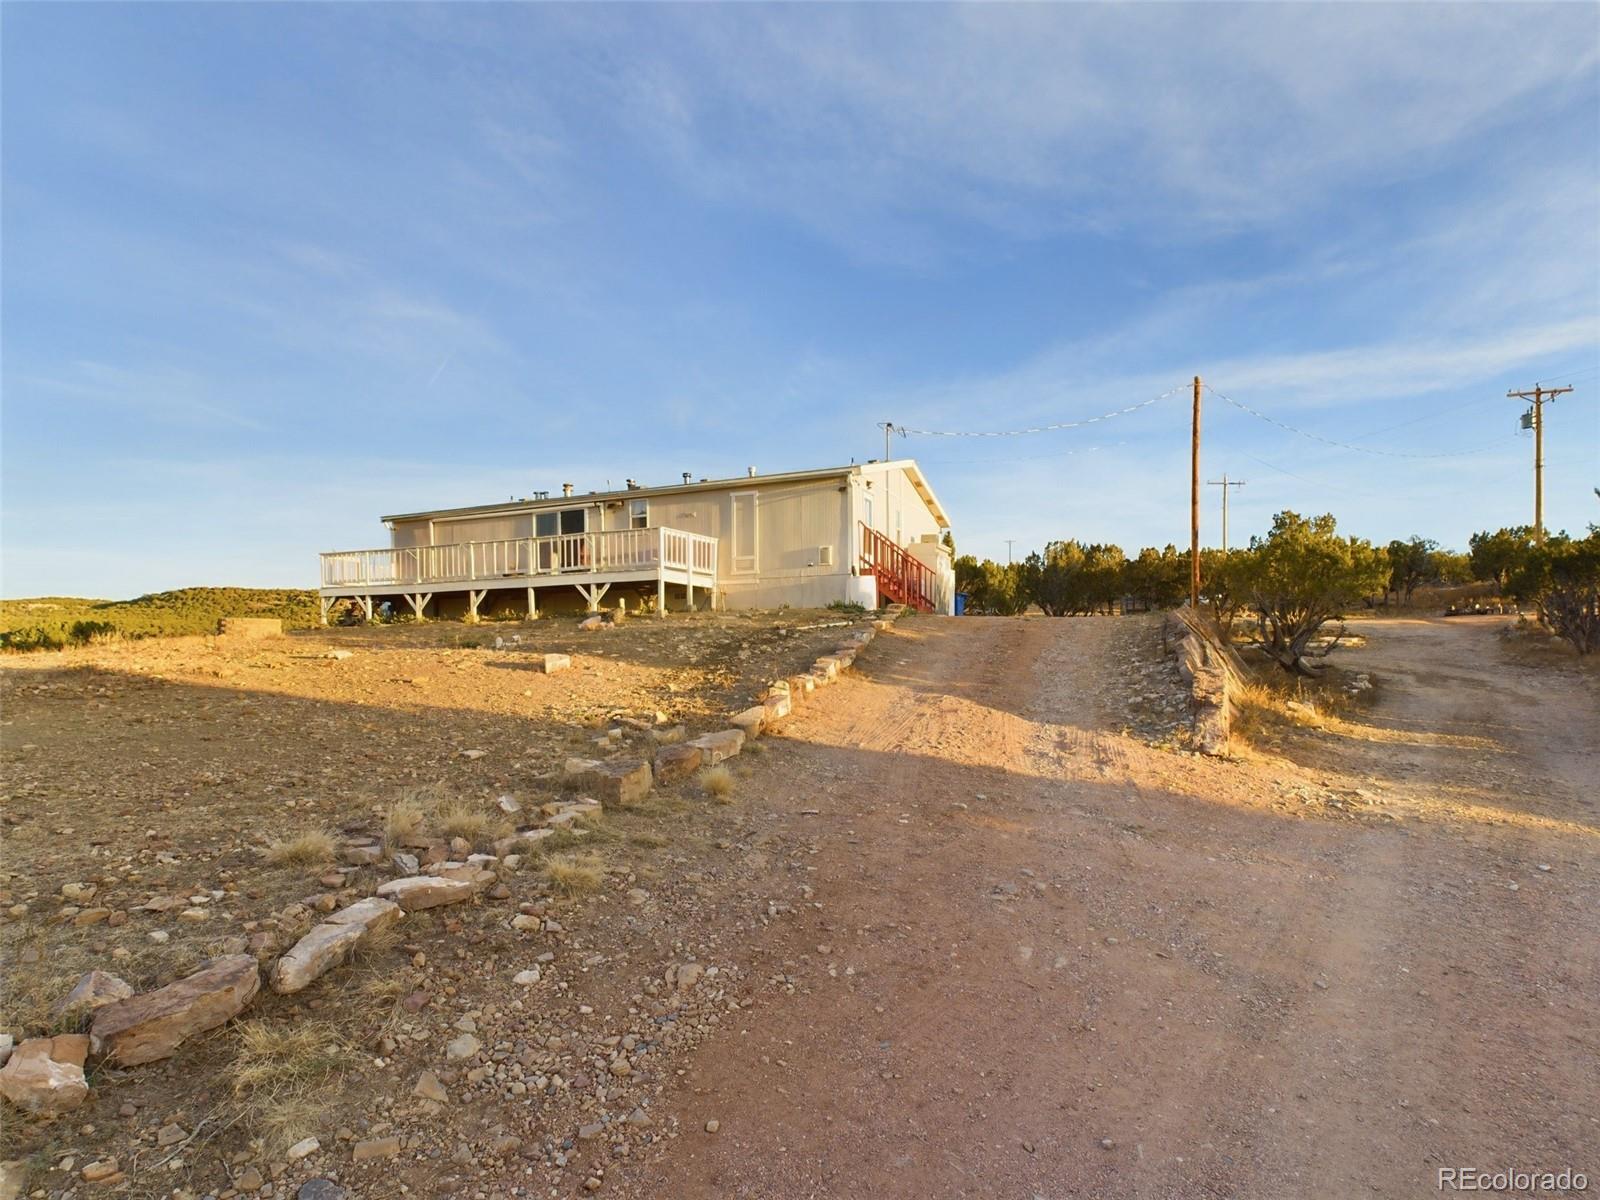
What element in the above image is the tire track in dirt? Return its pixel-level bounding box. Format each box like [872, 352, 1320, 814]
[612, 615, 1597, 1200]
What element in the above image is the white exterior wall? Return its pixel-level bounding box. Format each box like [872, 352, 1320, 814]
[907, 540, 957, 615]
[854, 463, 945, 550]
[646, 476, 856, 608]
[380, 462, 947, 611]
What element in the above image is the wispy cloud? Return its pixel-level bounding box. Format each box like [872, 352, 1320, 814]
[602, 5, 1599, 257]
[13, 361, 268, 432]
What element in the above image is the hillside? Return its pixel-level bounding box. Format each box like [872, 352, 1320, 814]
[0, 587, 320, 650]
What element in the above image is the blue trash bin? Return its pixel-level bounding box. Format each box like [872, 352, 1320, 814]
[954, 593, 968, 615]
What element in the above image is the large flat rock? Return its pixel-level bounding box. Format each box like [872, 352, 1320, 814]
[376, 874, 480, 912]
[730, 707, 767, 737]
[270, 897, 403, 994]
[688, 729, 744, 764]
[90, 956, 259, 1067]
[653, 742, 703, 783]
[563, 757, 653, 806]
[0, 1036, 90, 1115]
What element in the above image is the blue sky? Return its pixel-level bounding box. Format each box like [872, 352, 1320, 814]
[3, 3, 1597, 596]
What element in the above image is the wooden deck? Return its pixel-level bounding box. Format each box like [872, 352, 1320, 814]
[318, 526, 718, 620]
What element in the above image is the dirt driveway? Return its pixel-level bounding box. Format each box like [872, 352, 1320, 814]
[616, 615, 1599, 1199]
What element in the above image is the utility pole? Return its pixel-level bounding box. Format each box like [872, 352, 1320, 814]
[1190, 375, 1202, 607]
[1207, 474, 1246, 553]
[1507, 384, 1573, 544]
[1004, 539, 1016, 565]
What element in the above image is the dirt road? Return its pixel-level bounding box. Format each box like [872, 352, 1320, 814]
[620, 615, 1598, 1199]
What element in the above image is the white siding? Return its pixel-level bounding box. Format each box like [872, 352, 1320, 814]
[856, 463, 944, 549]
[374, 463, 944, 610]
[433, 513, 531, 544]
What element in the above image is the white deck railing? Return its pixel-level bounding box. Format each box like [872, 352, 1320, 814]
[320, 527, 718, 590]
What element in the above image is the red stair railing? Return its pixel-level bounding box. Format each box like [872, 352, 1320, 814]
[858, 522, 936, 612]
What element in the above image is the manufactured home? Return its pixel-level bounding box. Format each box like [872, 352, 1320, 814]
[317, 460, 953, 622]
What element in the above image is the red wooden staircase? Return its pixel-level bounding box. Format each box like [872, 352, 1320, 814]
[859, 522, 937, 612]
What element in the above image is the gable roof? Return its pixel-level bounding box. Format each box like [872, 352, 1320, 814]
[381, 459, 949, 528]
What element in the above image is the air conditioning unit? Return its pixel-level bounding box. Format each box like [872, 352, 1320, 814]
[818, 545, 834, 566]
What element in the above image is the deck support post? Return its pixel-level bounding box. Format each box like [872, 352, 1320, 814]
[686, 575, 694, 612]
[575, 582, 610, 612]
[467, 589, 486, 622]
[360, 595, 373, 621]
[319, 596, 334, 625]
[406, 593, 430, 620]
[526, 586, 537, 620]
[657, 575, 667, 616]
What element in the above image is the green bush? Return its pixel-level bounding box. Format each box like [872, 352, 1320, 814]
[0, 625, 67, 652]
[1505, 530, 1600, 655]
[0, 588, 320, 653]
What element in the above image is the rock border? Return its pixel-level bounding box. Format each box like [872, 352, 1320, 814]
[1164, 609, 1244, 756]
[1, 612, 904, 1121]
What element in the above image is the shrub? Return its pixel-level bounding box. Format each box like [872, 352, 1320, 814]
[1507, 531, 1600, 655]
[0, 588, 320, 653]
[1236, 512, 1389, 676]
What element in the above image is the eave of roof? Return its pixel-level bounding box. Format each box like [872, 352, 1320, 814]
[380, 464, 859, 524]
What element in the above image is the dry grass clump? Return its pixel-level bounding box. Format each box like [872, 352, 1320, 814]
[700, 764, 735, 801]
[571, 811, 620, 843]
[533, 829, 586, 856]
[229, 1020, 351, 1155]
[544, 852, 606, 895]
[0, 945, 80, 1036]
[1232, 668, 1371, 751]
[350, 917, 402, 967]
[264, 829, 336, 866]
[382, 797, 426, 848]
[434, 797, 495, 843]
[628, 830, 669, 850]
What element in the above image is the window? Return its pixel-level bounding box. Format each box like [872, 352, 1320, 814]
[731, 491, 758, 573]
[535, 508, 588, 571]
[864, 495, 873, 530]
[536, 508, 587, 537]
[629, 499, 649, 529]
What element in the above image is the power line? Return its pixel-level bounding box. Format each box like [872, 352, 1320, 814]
[915, 440, 1127, 467]
[1341, 392, 1503, 443]
[1533, 365, 1599, 388]
[1205, 383, 1509, 459]
[893, 384, 1187, 438]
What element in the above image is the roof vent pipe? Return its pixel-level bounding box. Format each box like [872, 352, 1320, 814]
[682, 472, 692, 485]
[625, 478, 638, 490]
[562, 482, 574, 498]
[747, 466, 756, 477]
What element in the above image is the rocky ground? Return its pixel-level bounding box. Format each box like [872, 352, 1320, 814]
[4, 611, 1594, 1200]
[0, 609, 893, 1199]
